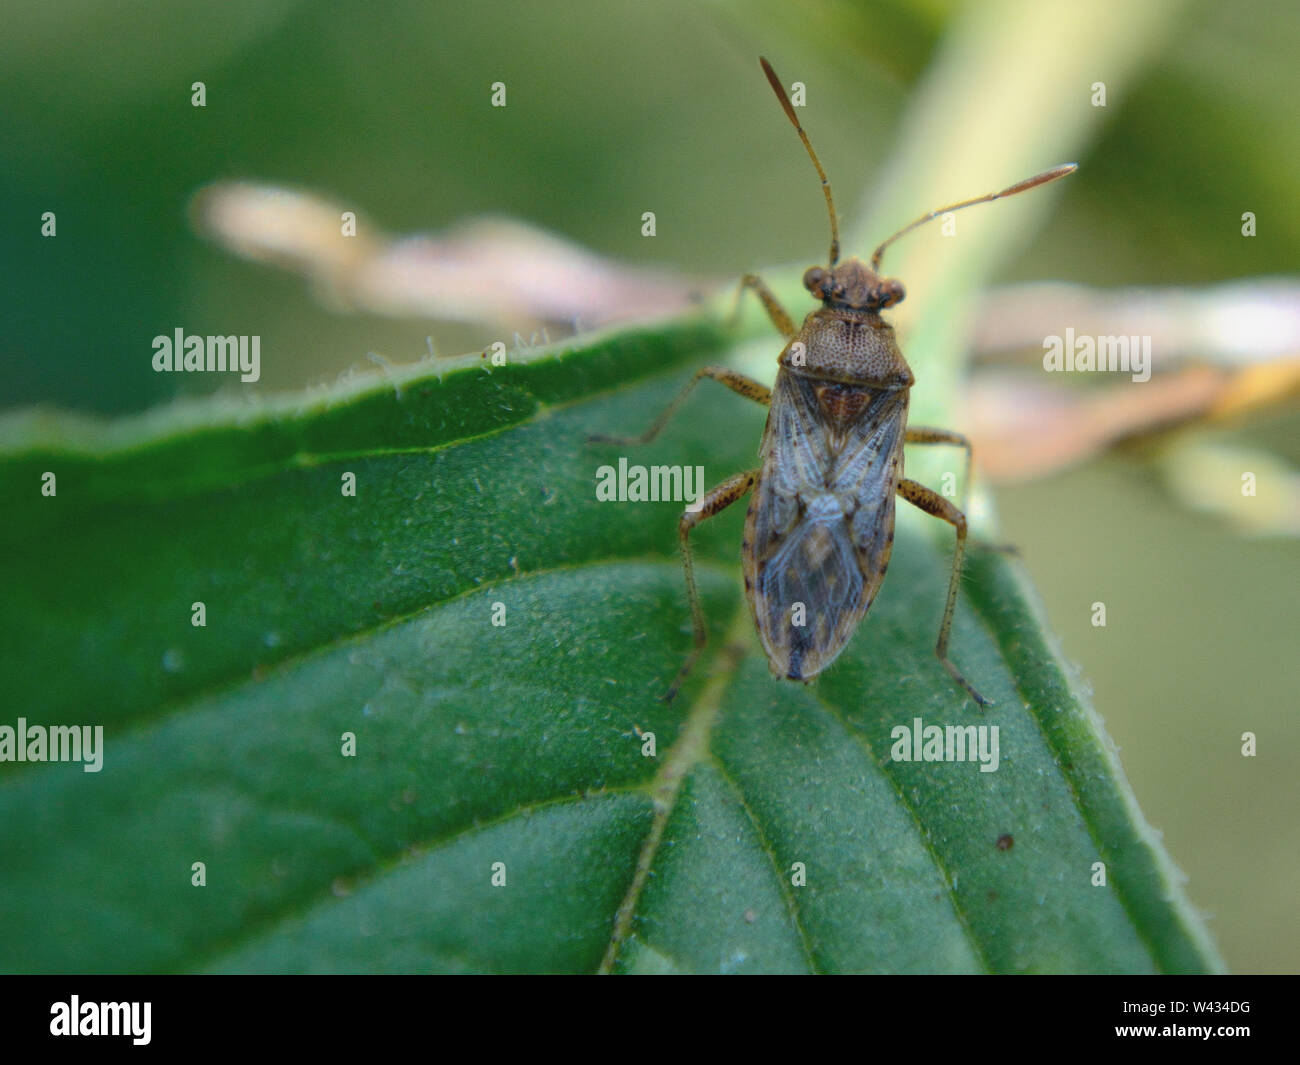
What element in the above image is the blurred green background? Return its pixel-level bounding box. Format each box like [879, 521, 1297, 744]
[2, 0, 1296, 971]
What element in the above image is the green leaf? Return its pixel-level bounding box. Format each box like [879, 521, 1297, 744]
[0, 0, 1222, 976]
[0, 312, 1219, 973]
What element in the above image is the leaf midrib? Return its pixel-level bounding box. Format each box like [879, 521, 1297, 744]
[598, 603, 752, 973]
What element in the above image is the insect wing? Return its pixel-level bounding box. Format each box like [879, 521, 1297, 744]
[744, 370, 905, 679]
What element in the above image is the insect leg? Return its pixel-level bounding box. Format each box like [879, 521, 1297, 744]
[904, 426, 973, 509]
[666, 468, 759, 702]
[896, 477, 992, 709]
[587, 366, 770, 447]
[905, 427, 1018, 555]
[732, 273, 798, 338]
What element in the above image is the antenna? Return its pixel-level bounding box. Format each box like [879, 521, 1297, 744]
[870, 163, 1077, 271]
[760, 57, 840, 267]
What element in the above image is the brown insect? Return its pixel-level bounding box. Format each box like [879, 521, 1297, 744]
[594, 57, 1075, 707]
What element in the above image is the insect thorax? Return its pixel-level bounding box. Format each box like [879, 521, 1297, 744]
[783, 310, 915, 388]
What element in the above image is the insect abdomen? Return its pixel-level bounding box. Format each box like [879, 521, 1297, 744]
[743, 368, 906, 681]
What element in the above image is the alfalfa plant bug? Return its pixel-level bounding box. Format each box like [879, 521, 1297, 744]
[592, 57, 1076, 708]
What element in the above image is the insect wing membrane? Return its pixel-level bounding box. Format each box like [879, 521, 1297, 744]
[745, 370, 905, 680]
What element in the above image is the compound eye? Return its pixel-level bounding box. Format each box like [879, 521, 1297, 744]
[802, 267, 826, 294]
[878, 279, 906, 308]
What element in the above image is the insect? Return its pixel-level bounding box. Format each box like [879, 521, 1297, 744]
[593, 57, 1076, 707]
